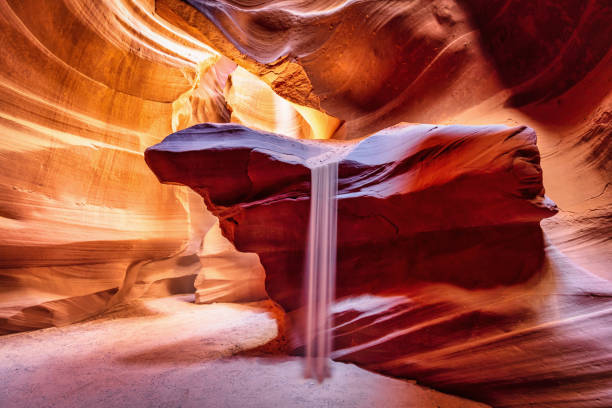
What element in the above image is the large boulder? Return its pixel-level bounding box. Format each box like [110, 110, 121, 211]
[146, 122, 557, 310]
[145, 122, 612, 407]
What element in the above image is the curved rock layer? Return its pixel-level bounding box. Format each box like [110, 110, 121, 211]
[0, 0, 609, 372]
[0, 0, 345, 333]
[159, 0, 612, 281]
[0, 0, 224, 333]
[0, 0, 610, 405]
[160, 0, 612, 131]
[143, 122, 612, 407]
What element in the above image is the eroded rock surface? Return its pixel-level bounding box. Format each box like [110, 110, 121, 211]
[156, 0, 612, 282]
[146, 123, 557, 306]
[158, 0, 612, 135]
[0, 0, 230, 333]
[143, 122, 612, 407]
[1, 0, 610, 335]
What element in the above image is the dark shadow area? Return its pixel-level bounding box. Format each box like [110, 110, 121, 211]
[457, 0, 612, 112]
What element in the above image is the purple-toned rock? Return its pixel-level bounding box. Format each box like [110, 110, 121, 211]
[146, 122, 557, 311]
[144, 123, 612, 408]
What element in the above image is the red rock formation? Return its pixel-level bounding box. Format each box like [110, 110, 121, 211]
[144, 123, 612, 407]
[144, 121, 558, 294]
[0, 0, 208, 333]
[157, 0, 612, 303]
[159, 0, 612, 132]
[0, 0, 266, 333]
[0, 0, 609, 405]
[145, 122, 557, 297]
[329, 245, 612, 407]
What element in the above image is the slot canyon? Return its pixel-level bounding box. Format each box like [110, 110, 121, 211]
[0, 0, 611, 407]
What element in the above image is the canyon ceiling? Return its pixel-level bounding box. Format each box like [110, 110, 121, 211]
[0, 0, 611, 406]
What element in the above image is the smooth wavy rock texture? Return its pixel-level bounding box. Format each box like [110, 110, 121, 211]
[157, 0, 612, 286]
[159, 0, 612, 133]
[143, 122, 612, 407]
[1, 0, 610, 334]
[0, 0, 262, 333]
[0, 0, 610, 405]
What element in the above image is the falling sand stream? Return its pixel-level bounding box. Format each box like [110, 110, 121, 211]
[304, 160, 339, 381]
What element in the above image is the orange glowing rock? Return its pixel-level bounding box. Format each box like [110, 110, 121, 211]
[0, 0, 233, 333]
[0, 7, 610, 407]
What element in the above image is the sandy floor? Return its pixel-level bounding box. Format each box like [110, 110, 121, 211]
[0, 295, 487, 408]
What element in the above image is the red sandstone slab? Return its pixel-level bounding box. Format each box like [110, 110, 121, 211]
[145, 122, 612, 406]
[145, 122, 557, 310]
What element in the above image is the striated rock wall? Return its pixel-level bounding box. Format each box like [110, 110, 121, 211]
[0, 0, 224, 333]
[2, 0, 350, 332]
[161, 0, 612, 131]
[0, 0, 610, 404]
[158, 0, 612, 284]
[0, 5, 610, 405]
